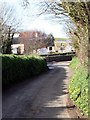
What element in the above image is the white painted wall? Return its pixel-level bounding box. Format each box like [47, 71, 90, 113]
[11, 44, 24, 54]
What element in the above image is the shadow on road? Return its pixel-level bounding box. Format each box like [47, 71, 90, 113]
[2, 61, 71, 118]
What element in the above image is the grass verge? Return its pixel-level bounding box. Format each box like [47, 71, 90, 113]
[69, 57, 89, 116]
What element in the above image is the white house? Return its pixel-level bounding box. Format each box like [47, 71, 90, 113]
[11, 44, 24, 54]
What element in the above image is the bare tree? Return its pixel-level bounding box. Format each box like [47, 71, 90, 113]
[18, 30, 54, 54]
[39, 1, 89, 64]
[21, 0, 89, 65]
[0, 1, 21, 54]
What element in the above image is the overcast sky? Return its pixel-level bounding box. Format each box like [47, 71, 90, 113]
[0, 0, 70, 38]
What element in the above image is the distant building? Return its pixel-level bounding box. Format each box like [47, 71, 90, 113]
[54, 40, 75, 53]
[12, 31, 54, 54]
[11, 44, 24, 54]
[12, 32, 75, 54]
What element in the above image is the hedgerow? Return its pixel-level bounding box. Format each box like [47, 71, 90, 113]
[2, 54, 48, 86]
[69, 57, 89, 116]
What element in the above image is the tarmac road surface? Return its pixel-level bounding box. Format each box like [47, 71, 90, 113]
[3, 61, 72, 118]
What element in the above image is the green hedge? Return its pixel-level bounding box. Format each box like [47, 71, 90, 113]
[69, 57, 89, 116]
[2, 54, 48, 86]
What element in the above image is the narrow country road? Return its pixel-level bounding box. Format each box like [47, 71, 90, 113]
[3, 61, 72, 118]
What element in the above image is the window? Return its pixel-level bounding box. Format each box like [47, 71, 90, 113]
[49, 47, 52, 50]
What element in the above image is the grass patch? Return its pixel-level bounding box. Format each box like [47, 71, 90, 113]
[70, 57, 79, 70]
[69, 57, 89, 116]
[55, 38, 69, 41]
[2, 54, 48, 86]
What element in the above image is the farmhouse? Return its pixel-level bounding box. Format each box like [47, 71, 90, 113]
[54, 39, 75, 53]
[12, 31, 54, 54]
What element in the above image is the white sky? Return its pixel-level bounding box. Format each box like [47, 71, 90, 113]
[0, 0, 69, 38]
